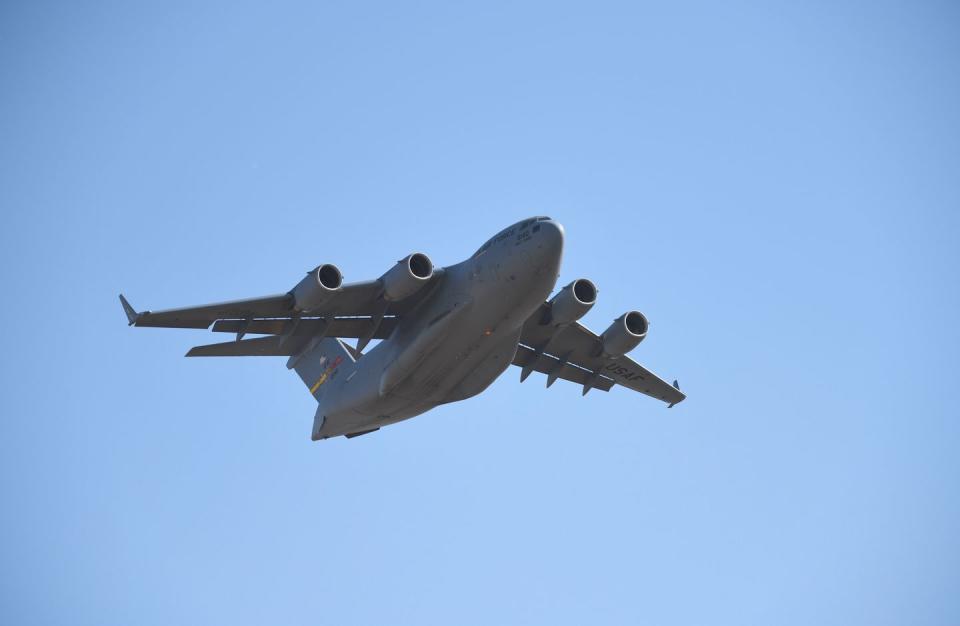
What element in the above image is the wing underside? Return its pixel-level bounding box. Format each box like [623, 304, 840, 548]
[512, 345, 616, 392]
[515, 302, 686, 405]
[121, 273, 441, 359]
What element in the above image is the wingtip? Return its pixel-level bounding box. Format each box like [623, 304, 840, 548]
[119, 294, 139, 325]
[667, 385, 687, 408]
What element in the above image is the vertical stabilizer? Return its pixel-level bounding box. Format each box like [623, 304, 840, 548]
[292, 337, 356, 401]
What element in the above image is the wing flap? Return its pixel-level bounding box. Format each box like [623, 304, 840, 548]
[211, 317, 398, 339]
[512, 345, 615, 392]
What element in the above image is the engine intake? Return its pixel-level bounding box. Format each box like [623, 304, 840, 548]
[547, 279, 597, 325]
[600, 311, 648, 357]
[291, 263, 343, 312]
[381, 252, 434, 301]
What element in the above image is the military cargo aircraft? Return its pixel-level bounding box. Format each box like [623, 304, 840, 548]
[120, 217, 685, 439]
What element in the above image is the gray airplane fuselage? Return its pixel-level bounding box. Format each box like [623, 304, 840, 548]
[314, 218, 564, 438]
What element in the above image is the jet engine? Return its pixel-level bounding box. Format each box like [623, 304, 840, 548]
[600, 311, 648, 357]
[547, 279, 597, 325]
[291, 263, 343, 312]
[381, 252, 434, 301]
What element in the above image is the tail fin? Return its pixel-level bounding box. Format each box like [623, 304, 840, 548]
[290, 337, 356, 401]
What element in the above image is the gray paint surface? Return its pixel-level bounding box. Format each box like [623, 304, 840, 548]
[122, 218, 685, 439]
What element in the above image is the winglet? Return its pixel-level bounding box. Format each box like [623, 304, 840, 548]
[119, 294, 139, 325]
[668, 380, 683, 408]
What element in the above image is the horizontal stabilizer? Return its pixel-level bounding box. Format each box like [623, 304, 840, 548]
[186, 336, 309, 357]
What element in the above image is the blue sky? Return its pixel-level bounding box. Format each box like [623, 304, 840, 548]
[2, 1, 958, 624]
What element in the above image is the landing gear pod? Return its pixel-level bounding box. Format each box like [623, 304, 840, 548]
[381, 253, 434, 301]
[291, 264, 343, 312]
[600, 311, 648, 357]
[546, 279, 597, 325]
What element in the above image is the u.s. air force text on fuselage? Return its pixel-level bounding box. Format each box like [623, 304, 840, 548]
[120, 217, 685, 439]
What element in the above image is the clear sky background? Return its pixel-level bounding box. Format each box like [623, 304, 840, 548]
[2, 1, 958, 624]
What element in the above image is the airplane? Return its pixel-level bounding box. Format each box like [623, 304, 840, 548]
[120, 217, 685, 440]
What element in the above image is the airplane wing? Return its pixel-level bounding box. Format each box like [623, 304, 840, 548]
[124, 280, 416, 329]
[121, 269, 443, 359]
[516, 303, 686, 405]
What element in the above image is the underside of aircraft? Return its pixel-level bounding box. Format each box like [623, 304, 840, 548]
[121, 217, 685, 439]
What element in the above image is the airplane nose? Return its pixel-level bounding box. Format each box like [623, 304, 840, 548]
[530, 219, 564, 276]
[538, 219, 564, 254]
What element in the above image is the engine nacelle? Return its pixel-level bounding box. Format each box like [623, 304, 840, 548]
[291, 263, 343, 312]
[600, 311, 648, 357]
[547, 279, 597, 325]
[381, 252, 434, 301]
